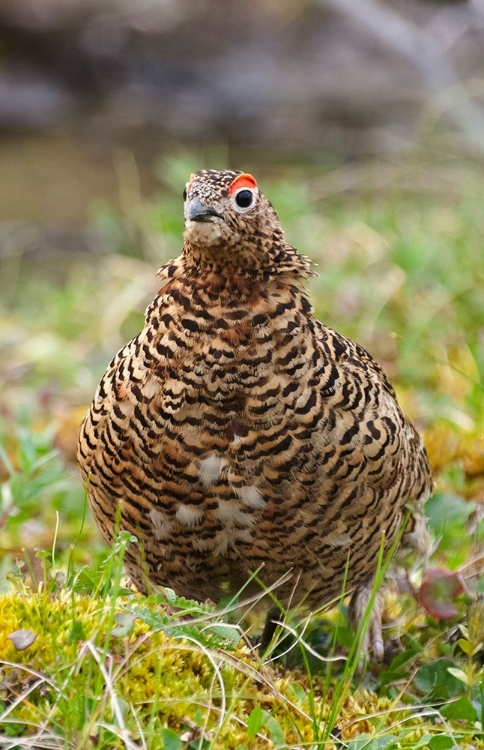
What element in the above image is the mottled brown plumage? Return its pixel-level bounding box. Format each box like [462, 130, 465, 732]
[78, 169, 432, 657]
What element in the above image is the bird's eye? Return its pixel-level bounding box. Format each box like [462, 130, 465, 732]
[183, 187, 188, 201]
[234, 188, 255, 210]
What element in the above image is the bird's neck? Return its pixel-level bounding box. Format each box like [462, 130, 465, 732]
[174, 239, 313, 285]
[156, 246, 314, 321]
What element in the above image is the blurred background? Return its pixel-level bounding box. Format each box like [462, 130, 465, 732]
[3, 0, 484, 220]
[0, 0, 483, 577]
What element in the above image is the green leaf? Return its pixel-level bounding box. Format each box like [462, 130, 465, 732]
[366, 738, 399, 750]
[161, 728, 182, 750]
[205, 623, 241, 644]
[377, 738, 399, 749]
[266, 716, 285, 745]
[440, 695, 478, 721]
[347, 736, 374, 750]
[378, 643, 422, 687]
[131, 606, 170, 632]
[111, 613, 136, 638]
[414, 659, 464, 698]
[446, 667, 469, 686]
[163, 587, 177, 605]
[70, 566, 100, 594]
[457, 638, 474, 656]
[425, 493, 474, 548]
[288, 682, 308, 705]
[67, 620, 87, 644]
[428, 736, 457, 750]
[413, 736, 436, 748]
[247, 705, 264, 739]
[347, 736, 398, 750]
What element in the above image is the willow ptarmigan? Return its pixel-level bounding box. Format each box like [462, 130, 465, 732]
[78, 169, 432, 658]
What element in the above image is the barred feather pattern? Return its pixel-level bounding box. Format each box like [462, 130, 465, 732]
[78, 169, 432, 618]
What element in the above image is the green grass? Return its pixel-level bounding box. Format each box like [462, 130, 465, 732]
[0, 152, 483, 747]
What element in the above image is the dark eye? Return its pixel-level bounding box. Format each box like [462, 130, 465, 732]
[183, 187, 187, 200]
[234, 189, 254, 209]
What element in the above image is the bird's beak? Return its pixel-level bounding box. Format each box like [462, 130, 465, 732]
[185, 196, 223, 223]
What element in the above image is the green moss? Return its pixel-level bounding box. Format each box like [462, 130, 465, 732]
[1, 590, 475, 749]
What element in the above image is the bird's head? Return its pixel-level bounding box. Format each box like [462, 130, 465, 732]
[179, 168, 311, 282]
[183, 169, 281, 253]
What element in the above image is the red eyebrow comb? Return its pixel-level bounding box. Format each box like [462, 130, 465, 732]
[228, 173, 258, 194]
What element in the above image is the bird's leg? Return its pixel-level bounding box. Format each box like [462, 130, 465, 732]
[260, 606, 284, 654]
[348, 580, 384, 662]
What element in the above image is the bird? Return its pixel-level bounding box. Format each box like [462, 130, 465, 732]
[78, 168, 432, 659]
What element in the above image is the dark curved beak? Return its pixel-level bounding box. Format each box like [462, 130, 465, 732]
[185, 195, 223, 222]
